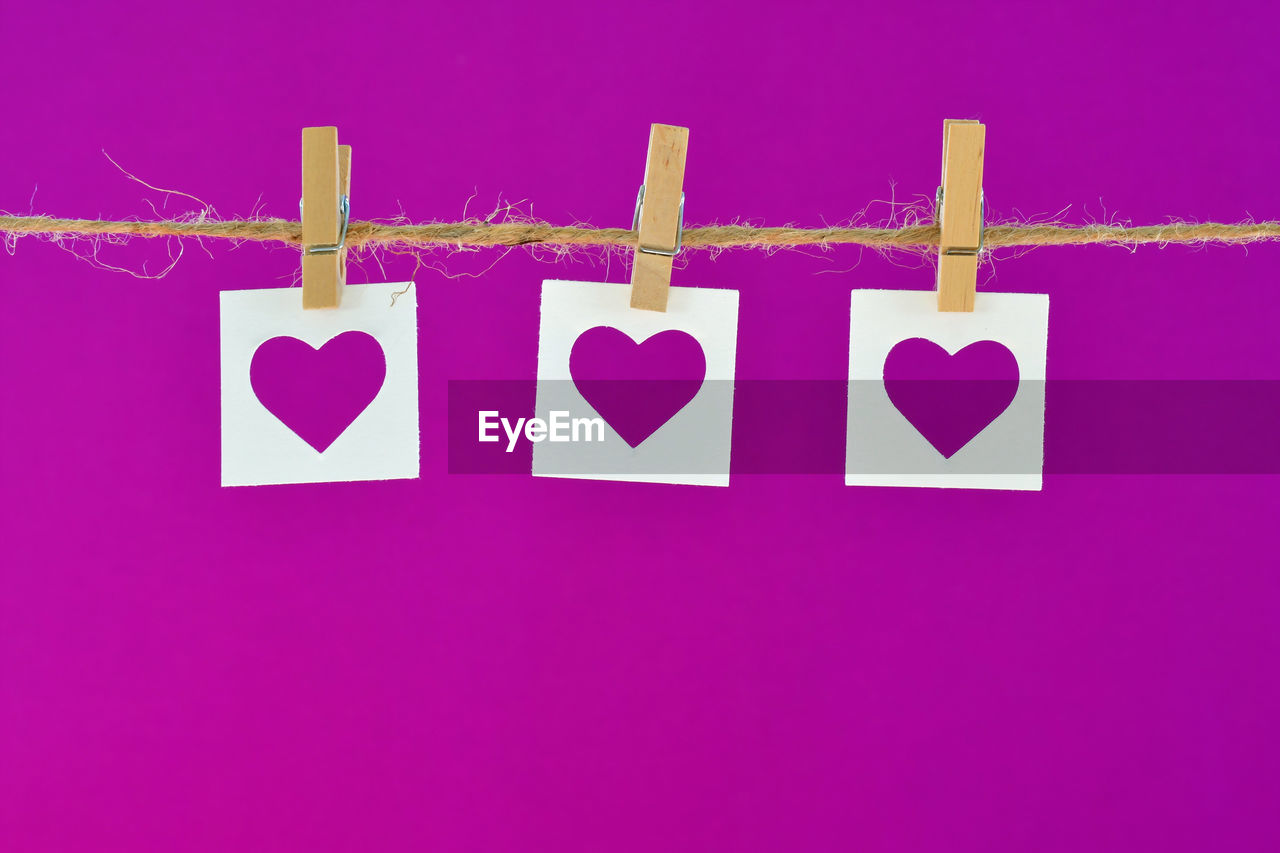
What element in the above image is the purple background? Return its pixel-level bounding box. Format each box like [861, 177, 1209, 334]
[3, 2, 1278, 851]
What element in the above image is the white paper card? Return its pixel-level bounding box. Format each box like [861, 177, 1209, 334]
[846, 289, 1049, 491]
[220, 282, 419, 487]
[532, 280, 739, 487]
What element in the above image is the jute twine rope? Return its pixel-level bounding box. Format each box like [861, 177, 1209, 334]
[3, 215, 1280, 250]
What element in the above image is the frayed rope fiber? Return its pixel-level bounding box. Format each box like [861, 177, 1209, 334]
[3, 215, 1280, 249]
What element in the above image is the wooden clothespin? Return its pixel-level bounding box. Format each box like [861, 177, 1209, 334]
[936, 119, 985, 312]
[301, 126, 352, 309]
[629, 123, 689, 312]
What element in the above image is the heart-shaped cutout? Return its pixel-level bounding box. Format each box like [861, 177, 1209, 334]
[569, 326, 706, 448]
[883, 337, 1019, 458]
[250, 331, 387, 453]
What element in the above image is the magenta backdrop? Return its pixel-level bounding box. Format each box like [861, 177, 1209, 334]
[2, 2, 1279, 851]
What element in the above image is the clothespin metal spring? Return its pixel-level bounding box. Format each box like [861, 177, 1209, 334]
[935, 187, 985, 257]
[303, 195, 350, 255]
[633, 185, 685, 257]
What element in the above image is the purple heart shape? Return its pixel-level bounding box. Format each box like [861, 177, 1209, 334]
[883, 337, 1020, 458]
[569, 326, 706, 448]
[250, 331, 387, 453]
